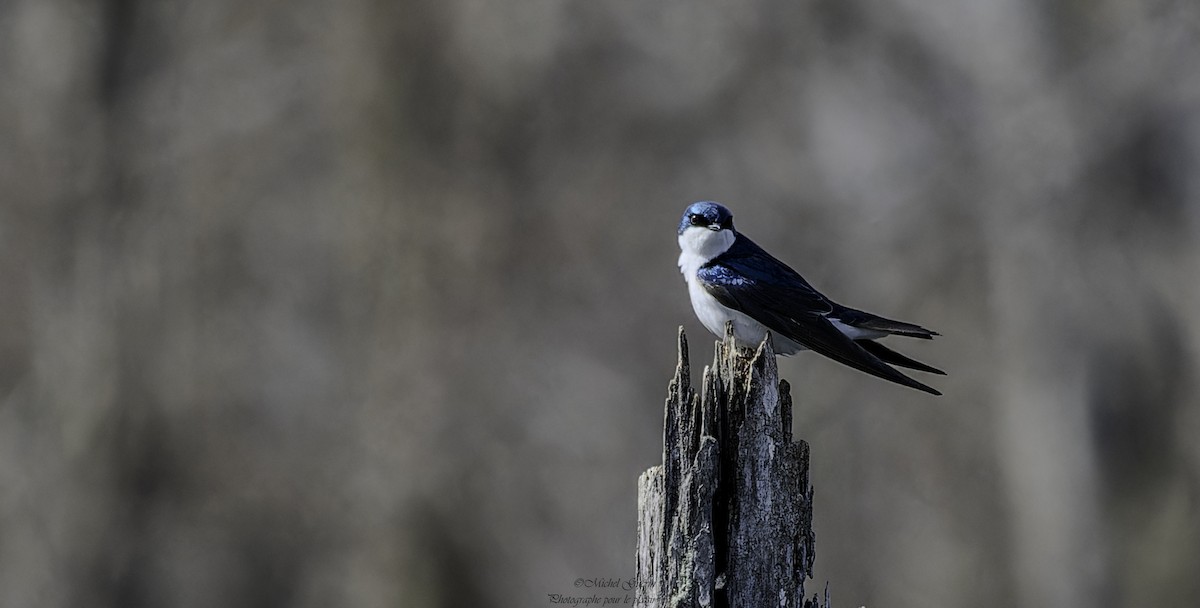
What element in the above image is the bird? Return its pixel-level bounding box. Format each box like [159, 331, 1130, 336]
[677, 201, 945, 395]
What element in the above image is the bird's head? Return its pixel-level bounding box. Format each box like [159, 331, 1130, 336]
[678, 201, 737, 262]
[678, 201, 734, 236]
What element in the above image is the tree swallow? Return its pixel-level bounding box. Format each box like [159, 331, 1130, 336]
[677, 201, 945, 395]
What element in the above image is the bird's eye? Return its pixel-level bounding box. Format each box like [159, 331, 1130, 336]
[689, 214, 706, 225]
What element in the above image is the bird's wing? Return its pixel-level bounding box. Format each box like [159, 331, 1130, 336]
[699, 236, 835, 315]
[697, 240, 940, 395]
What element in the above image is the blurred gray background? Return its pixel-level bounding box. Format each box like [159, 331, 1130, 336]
[2, 1, 1199, 607]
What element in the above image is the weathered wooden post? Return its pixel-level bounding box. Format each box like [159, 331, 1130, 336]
[636, 325, 829, 607]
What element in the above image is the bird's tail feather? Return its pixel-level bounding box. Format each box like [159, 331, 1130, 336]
[855, 318, 938, 339]
[856, 339, 946, 375]
[837, 309, 939, 339]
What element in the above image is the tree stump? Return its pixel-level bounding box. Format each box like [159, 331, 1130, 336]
[636, 325, 828, 608]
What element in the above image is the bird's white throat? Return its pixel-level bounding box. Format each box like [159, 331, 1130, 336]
[677, 226, 735, 277]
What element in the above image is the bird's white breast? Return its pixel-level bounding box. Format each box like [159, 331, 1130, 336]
[677, 227, 806, 354]
[676, 226, 735, 275]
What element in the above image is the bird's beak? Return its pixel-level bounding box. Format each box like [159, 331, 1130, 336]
[707, 224, 723, 231]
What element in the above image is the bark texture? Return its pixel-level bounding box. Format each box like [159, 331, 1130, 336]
[637, 325, 828, 608]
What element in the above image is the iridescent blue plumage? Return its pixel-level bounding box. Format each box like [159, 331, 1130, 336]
[696, 235, 834, 316]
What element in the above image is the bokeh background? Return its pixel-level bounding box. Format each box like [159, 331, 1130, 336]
[3, 1, 1199, 607]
